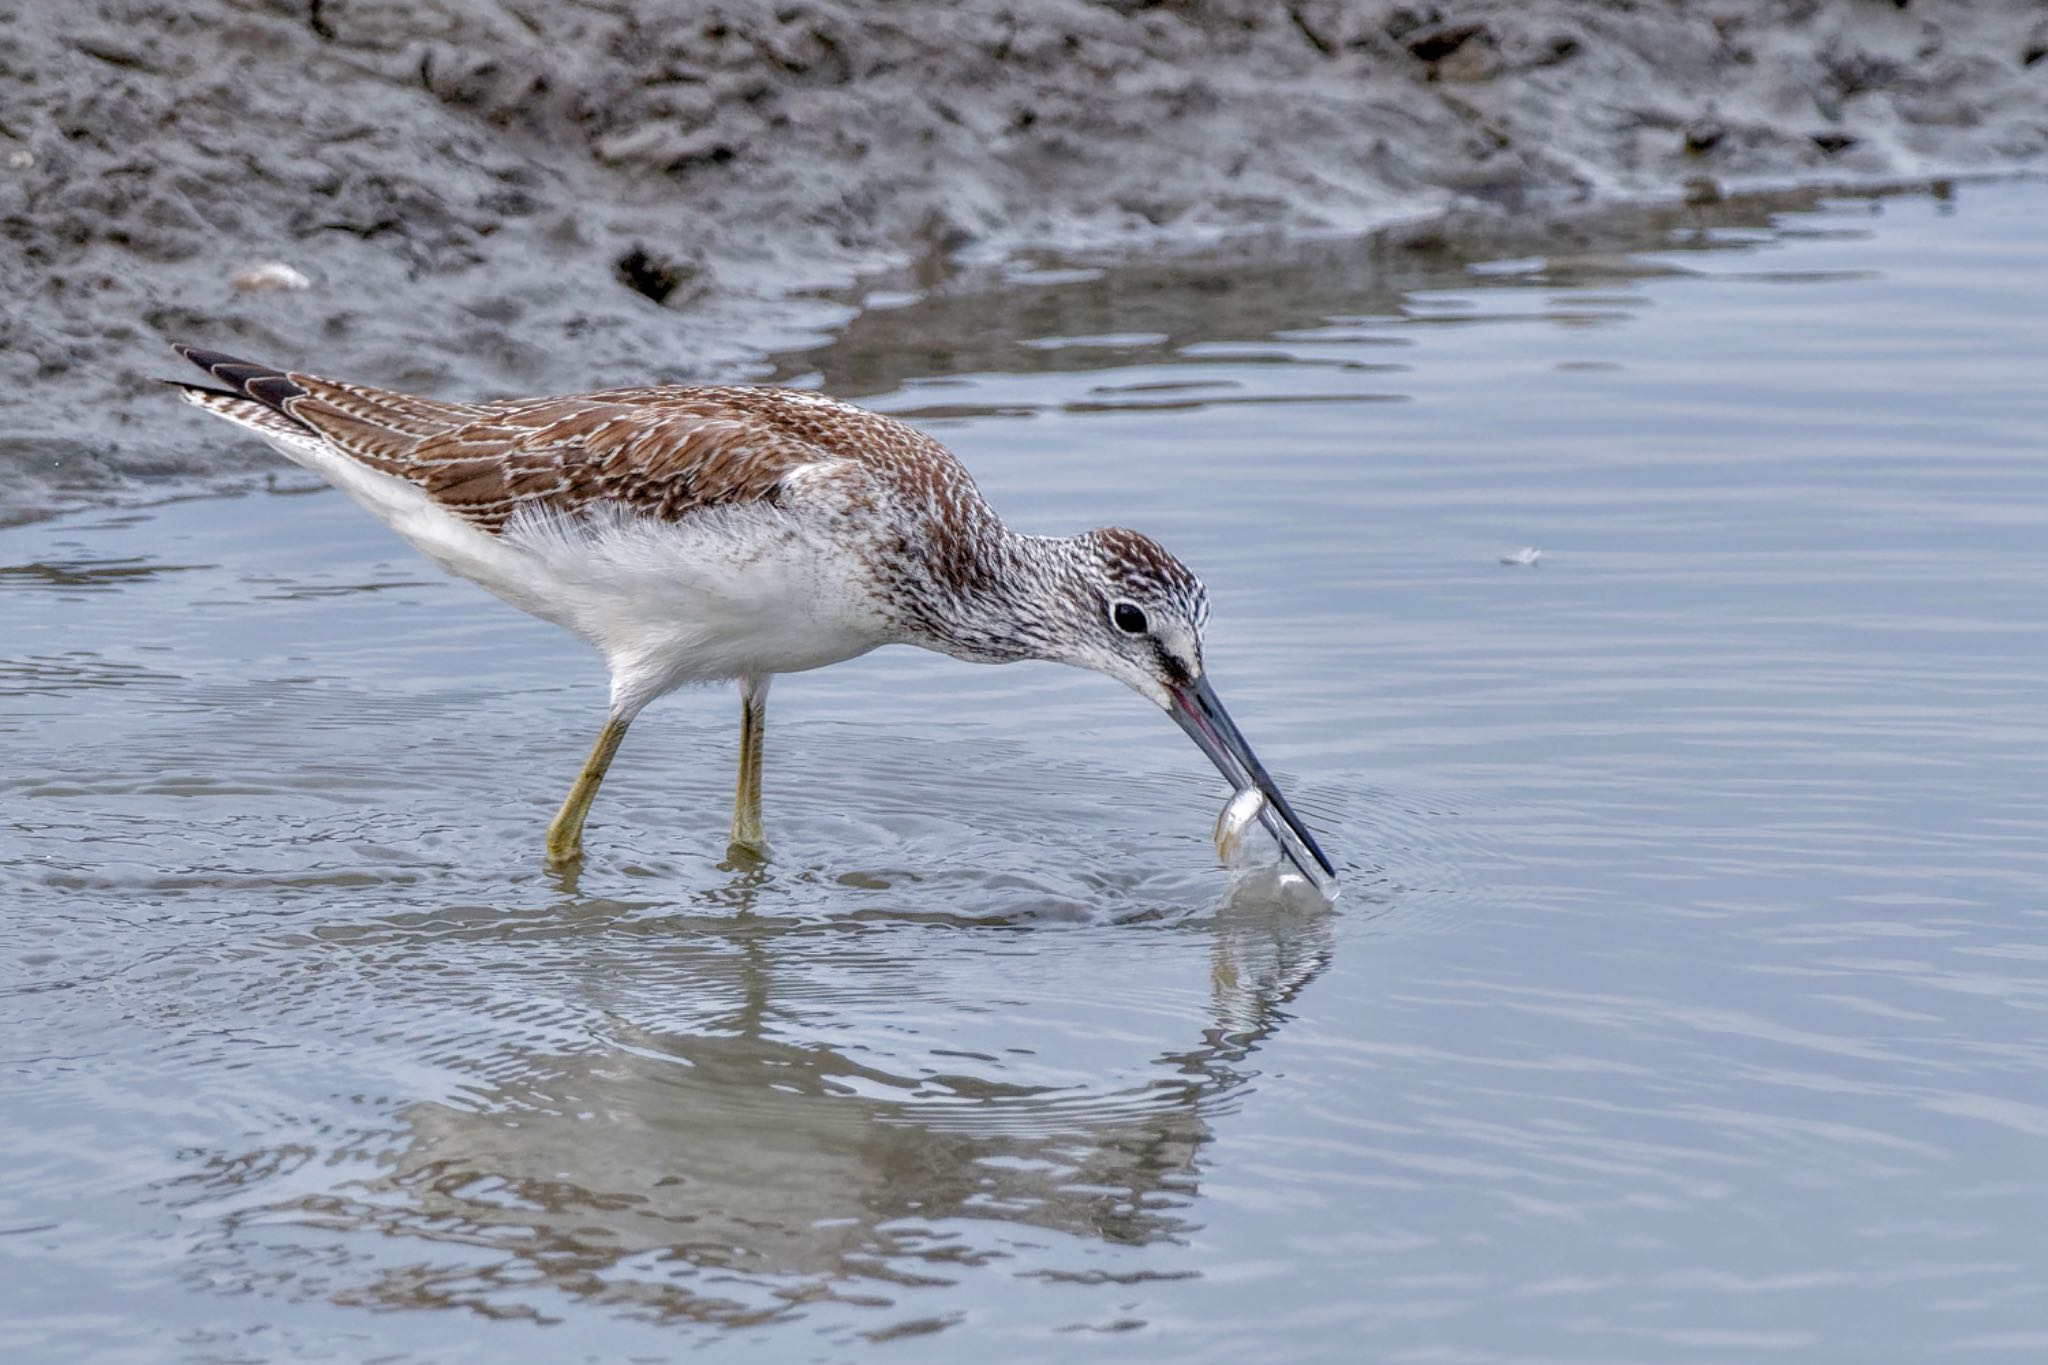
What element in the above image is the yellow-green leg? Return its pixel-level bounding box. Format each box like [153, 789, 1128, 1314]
[546, 712, 631, 865]
[728, 677, 771, 854]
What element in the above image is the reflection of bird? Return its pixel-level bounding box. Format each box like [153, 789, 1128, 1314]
[178, 886, 1336, 1324]
[168, 345, 1332, 879]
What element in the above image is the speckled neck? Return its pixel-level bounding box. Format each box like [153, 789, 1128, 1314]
[888, 518, 1095, 667]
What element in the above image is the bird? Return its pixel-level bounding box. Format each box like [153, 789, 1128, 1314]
[166, 344, 1335, 885]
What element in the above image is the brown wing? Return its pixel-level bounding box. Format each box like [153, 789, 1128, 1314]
[170, 345, 968, 538]
[282, 378, 886, 534]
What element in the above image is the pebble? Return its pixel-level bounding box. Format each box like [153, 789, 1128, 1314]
[231, 262, 312, 294]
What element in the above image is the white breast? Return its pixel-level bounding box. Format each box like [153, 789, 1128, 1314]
[500, 499, 894, 715]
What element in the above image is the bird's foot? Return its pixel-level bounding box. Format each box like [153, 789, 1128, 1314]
[722, 829, 769, 869]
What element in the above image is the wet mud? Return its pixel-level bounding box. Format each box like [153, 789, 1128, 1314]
[3, 0, 2045, 521]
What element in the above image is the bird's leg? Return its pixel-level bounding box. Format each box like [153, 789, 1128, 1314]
[729, 676, 771, 854]
[546, 711, 631, 865]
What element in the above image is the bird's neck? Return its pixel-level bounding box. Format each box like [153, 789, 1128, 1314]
[894, 520, 1087, 666]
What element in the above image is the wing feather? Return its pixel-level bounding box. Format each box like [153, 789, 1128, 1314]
[280, 387, 838, 533]
[171, 347, 955, 538]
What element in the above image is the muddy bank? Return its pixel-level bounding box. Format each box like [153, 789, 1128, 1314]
[2, 0, 2044, 522]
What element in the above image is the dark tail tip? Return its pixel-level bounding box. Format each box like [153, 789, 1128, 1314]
[171, 343, 306, 412]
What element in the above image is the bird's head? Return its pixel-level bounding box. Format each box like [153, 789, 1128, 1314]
[1056, 527, 1336, 885]
[1059, 526, 1211, 710]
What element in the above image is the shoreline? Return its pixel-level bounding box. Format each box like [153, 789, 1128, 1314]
[0, 168, 2016, 533]
[3, 1, 2044, 526]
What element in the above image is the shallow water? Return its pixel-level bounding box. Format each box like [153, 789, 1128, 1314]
[4, 181, 2047, 1362]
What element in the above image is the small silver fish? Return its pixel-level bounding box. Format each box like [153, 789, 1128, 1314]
[1213, 786, 1270, 870]
[1214, 787, 1340, 903]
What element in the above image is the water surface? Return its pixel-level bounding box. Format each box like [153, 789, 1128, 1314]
[3, 181, 2046, 1362]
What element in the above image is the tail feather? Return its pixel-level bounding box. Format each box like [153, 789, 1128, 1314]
[169, 343, 481, 459]
[171, 344, 310, 414]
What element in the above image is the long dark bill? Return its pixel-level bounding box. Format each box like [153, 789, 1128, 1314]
[1169, 676, 1336, 884]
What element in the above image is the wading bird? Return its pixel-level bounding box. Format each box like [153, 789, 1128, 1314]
[168, 346, 1333, 884]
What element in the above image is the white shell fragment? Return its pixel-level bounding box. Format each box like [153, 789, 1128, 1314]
[1498, 546, 1542, 566]
[231, 261, 312, 294]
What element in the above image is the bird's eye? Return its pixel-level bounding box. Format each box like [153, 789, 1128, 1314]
[1111, 601, 1148, 635]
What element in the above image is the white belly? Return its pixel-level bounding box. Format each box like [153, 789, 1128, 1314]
[253, 427, 890, 716]
[496, 501, 891, 713]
